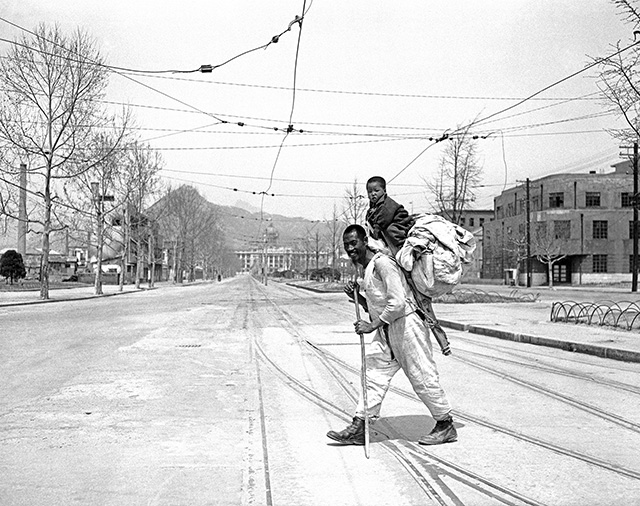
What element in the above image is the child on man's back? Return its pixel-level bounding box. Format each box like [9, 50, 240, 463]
[365, 176, 414, 252]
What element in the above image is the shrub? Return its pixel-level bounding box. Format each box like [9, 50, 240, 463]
[0, 250, 27, 284]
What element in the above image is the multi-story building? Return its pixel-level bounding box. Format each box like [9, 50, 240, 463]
[452, 209, 493, 281]
[235, 224, 330, 276]
[483, 162, 636, 285]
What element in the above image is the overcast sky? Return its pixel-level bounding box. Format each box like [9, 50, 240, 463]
[1, 1, 634, 223]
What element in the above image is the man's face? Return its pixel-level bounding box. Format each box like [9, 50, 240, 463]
[366, 181, 386, 206]
[343, 230, 367, 265]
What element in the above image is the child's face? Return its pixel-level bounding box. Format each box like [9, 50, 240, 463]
[367, 182, 386, 206]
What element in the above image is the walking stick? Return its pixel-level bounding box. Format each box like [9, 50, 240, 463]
[353, 281, 370, 459]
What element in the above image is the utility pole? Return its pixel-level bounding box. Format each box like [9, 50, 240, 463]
[120, 207, 128, 290]
[91, 182, 114, 295]
[305, 237, 310, 279]
[262, 235, 268, 286]
[526, 178, 532, 288]
[633, 142, 638, 292]
[91, 182, 104, 295]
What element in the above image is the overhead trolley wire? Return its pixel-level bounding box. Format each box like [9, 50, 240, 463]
[112, 71, 602, 102]
[0, 13, 306, 75]
[388, 37, 640, 184]
[0, 16, 303, 134]
[258, 0, 306, 229]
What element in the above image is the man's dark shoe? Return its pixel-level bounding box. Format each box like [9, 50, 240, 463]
[418, 417, 457, 445]
[327, 417, 365, 445]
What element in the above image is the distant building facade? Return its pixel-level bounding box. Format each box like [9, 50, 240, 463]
[455, 209, 493, 281]
[235, 224, 330, 275]
[483, 162, 636, 285]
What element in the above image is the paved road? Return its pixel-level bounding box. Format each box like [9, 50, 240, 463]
[1, 276, 639, 505]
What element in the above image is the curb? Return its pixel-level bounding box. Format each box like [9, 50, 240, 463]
[0, 287, 153, 308]
[285, 281, 640, 364]
[285, 282, 341, 294]
[439, 319, 640, 364]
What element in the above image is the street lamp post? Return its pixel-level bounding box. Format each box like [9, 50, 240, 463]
[91, 182, 114, 296]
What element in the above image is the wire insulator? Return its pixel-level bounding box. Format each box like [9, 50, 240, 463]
[199, 64, 213, 73]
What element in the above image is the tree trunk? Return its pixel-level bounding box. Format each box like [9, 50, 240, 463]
[94, 211, 104, 295]
[39, 160, 52, 300]
[119, 208, 128, 292]
[135, 247, 142, 289]
[548, 262, 554, 289]
[148, 232, 155, 288]
[172, 239, 178, 284]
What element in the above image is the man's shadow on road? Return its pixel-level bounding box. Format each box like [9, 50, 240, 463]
[326, 415, 465, 446]
[374, 414, 465, 443]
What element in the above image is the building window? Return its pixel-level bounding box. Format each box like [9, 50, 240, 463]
[630, 221, 637, 239]
[506, 203, 514, 216]
[518, 223, 525, 235]
[593, 254, 608, 273]
[460, 217, 466, 226]
[554, 220, 571, 239]
[469, 217, 475, 227]
[593, 220, 608, 239]
[531, 196, 540, 211]
[534, 221, 547, 238]
[479, 218, 485, 226]
[496, 206, 503, 219]
[549, 192, 564, 208]
[585, 192, 601, 207]
[622, 192, 633, 207]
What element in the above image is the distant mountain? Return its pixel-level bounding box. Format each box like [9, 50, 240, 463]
[215, 203, 320, 250]
[149, 185, 321, 251]
[233, 200, 260, 214]
[0, 186, 324, 255]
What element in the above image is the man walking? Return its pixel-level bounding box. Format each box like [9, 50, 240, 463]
[327, 224, 456, 446]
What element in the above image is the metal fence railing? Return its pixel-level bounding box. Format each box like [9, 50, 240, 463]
[550, 300, 640, 330]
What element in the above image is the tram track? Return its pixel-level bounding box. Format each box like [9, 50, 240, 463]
[450, 335, 640, 395]
[256, 277, 640, 483]
[251, 278, 552, 506]
[451, 352, 640, 434]
[276, 281, 640, 429]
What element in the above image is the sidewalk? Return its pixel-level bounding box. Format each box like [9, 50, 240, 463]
[436, 300, 640, 363]
[5, 278, 640, 364]
[289, 280, 640, 364]
[0, 282, 150, 307]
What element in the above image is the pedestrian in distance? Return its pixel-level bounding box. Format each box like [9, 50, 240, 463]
[326, 224, 457, 446]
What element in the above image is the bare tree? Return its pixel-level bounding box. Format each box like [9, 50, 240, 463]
[532, 224, 566, 289]
[505, 232, 529, 286]
[592, 1, 640, 142]
[425, 123, 483, 225]
[194, 206, 226, 280]
[123, 142, 162, 288]
[324, 204, 341, 273]
[153, 185, 216, 283]
[64, 127, 131, 295]
[342, 178, 367, 226]
[0, 24, 110, 299]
